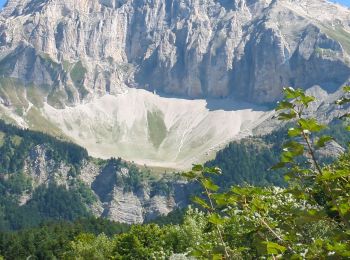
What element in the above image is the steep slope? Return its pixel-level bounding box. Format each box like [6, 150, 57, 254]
[0, 120, 191, 226]
[0, 0, 349, 102]
[0, 77, 268, 168]
[42, 89, 267, 168]
[0, 0, 349, 167]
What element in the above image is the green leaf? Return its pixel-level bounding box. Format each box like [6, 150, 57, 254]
[281, 151, 295, 163]
[191, 250, 205, 257]
[212, 193, 237, 206]
[182, 171, 198, 180]
[338, 203, 350, 215]
[212, 254, 223, 260]
[192, 164, 203, 172]
[298, 118, 325, 132]
[284, 171, 297, 181]
[275, 100, 294, 111]
[208, 213, 225, 225]
[288, 127, 301, 137]
[299, 95, 315, 106]
[339, 113, 350, 119]
[192, 196, 210, 209]
[319, 169, 350, 181]
[343, 86, 350, 92]
[283, 141, 304, 157]
[336, 97, 350, 105]
[270, 162, 287, 170]
[264, 241, 287, 255]
[278, 111, 297, 121]
[315, 135, 333, 148]
[202, 179, 219, 192]
[205, 167, 222, 175]
[283, 87, 303, 99]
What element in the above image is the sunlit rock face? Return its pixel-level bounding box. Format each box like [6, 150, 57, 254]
[20, 146, 192, 224]
[0, 0, 349, 104]
[0, 0, 349, 168]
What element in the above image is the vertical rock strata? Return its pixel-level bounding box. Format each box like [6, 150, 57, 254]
[0, 0, 349, 104]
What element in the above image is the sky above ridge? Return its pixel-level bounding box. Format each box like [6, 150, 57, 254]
[0, 0, 349, 7]
[335, 0, 350, 6]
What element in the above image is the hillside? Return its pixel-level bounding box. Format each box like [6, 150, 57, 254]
[0, 120, 192, 227]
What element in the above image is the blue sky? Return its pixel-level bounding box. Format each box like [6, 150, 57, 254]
[0, 0, 348, 8]
[332, 0, 350, 6]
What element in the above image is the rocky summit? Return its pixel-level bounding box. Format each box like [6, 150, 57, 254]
[0, 0, 349, 168]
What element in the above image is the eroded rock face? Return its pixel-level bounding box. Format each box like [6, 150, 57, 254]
[22, 147, 190, 224]
[0, 0, 349, 104]
[89, 162, 191, 224]
[24, 144, 71, 188]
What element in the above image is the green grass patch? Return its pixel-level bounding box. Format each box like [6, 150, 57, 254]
[62, 60, 72, 72]
[0, 78, 28, 115]
[26, 85, 45, 108]
[70, 61, 88, 98]
[10, 135, 22, 146]
[147, 110, 167, 148]
[25, 107, 67, 139]
[0, 51, 18, 75]
[47, 88, 67, 109]
[38, 52, 61, 71]
[0, 107, 19, 125]
[0, 131, 5, 147]
[320, 25, 350, 54]
[70, 61, 87, 85]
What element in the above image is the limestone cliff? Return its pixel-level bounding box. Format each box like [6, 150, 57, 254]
[0, 0, 349, 104]
[0, 0, 349, 168]
[20, 144, 190, 224]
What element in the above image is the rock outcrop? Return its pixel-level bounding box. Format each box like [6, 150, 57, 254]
[0, 0, 349, 105]
[1, 0, 350, 171]
[21, 146, 191, 224]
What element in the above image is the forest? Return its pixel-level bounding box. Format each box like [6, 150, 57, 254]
[0, 121, 151, 231]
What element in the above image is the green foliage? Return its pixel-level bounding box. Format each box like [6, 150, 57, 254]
[65, 209, 221, 259]
[70, 61, 87, 85]
[0, 182, 96, 231]
[179, 87, 350, 258]
[337, 86, 350, 136]
[207, 88, 350, 190]
[27, 183, 91, 221]
[1, 87, 350, 259]
[66, 233, 115, 259]
[4, 172, 32, 195]
[0, 120, 88, 174]
[92, 158, 145, 201]
[0, 218, 129, 259]
[0, 120, 93, 230]
[206, 132, 286, 188]
[74, 181, 98, 205]
[148, 208, 186, 225]
[70, 61, 88, 98]
[147, 110, 167, 148]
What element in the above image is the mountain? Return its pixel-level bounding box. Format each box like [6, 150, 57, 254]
[0, 120, 191, 227]
[0, 0, 349, 168]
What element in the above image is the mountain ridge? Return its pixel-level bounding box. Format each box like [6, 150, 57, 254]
[1, 0, 349, 103]
[0, 0, 349, 167]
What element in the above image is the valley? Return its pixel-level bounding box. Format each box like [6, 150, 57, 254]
[0, 0, 350, 258]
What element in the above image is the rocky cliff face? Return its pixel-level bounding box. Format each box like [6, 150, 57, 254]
[21, 144, 190, 224]
[0, 0, 349, 168]
[0, 0, 349, 104]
